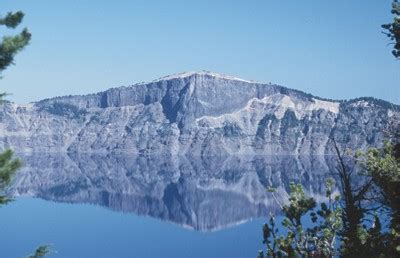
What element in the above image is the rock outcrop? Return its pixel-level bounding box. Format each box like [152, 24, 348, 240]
[0, 71, 397, 155]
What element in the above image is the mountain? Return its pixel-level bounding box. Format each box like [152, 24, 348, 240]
[8, 153, 338, 231]
[0, 71, 397, 155]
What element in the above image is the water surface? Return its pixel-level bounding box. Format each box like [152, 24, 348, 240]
[1, 154, 338, 258]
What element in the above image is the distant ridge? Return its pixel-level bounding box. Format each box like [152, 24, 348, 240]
[152, 70, 256, 83]
[33, 71, 399, 110]
[0, 71, 398, 155]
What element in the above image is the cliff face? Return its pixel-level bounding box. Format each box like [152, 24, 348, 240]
[0, 71, 397, 155]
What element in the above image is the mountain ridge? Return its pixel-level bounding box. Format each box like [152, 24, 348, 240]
[25, 71, 396, 109]
[0, 71, 398, 155]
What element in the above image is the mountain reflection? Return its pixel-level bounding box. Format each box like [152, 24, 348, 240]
[8, 153, 339, 231]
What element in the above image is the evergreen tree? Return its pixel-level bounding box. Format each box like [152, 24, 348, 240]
[0, 149, 21, 204]
[28, 246, 50, 258]
[0, 11, 31, 75]
[382, 0, 400, 58]
[356, 113, 400, 257]
[0, 10, 49, 257]
[260, 179, 342, 258]
[0, 10, 31, 205]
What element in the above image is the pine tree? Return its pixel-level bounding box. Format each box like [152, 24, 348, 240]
[0, 11, 31, 75]
[382, 0, 400, 59]
[0, 10, 31, 204]
[0, 150, 21, 204]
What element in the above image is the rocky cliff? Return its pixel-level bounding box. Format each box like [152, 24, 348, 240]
[0, 71, 397, 155]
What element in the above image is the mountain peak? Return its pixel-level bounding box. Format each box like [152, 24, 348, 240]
[1, 69, 395, 156]
[152, 71, 255, 83]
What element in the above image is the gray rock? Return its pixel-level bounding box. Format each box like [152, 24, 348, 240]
[0, 71, 397, 155]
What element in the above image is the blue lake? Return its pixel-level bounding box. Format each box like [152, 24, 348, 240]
[0, 153, 337, 258]
[1, 198, 266, 258]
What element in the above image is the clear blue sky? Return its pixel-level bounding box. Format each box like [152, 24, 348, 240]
[1, 0, 399, 104]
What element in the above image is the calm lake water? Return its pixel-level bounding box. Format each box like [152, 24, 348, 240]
[0, 153, 337, 258]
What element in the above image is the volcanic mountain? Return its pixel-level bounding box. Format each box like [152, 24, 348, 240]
[0, 71, 397, 155]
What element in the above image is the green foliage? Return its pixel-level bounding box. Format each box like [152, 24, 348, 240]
[0, 149, 21, 205]
[0, 10, 31, 77]
[358, 140, 399, 212]
[28, 245, 50, 258]
[332, 139, 371, 258]
[382, 0, 400, 58]
[0, 10, 49, 258]
[365, 141, 399, 183]
[357, 139, 400, 256]
[261, 134, 400, 257]
[0, 11, 24, 29]
[283, 183, 316, 227]
[260, 179, 342, 258]
[0, 9, 27, 204]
